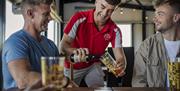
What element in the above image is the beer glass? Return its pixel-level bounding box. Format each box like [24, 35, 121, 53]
[167, 58, 180, 90]
[100, 52, 126, 77]
[41, 57, 69, 89]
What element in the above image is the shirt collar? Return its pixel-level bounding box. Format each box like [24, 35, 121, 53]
[87, 9, 95, 23]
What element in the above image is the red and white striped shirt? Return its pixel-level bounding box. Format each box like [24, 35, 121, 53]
[64, 9, 122, 69]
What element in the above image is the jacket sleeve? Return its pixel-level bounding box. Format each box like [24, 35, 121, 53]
[132, 41, 148, 87]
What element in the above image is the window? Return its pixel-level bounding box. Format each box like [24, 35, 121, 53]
[47, 21, 55, 42]
[107, 24, 132, 48]
[5, 1, 23, 40]
[117, 24, 132, 47]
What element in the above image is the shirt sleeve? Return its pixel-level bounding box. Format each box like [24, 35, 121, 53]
[132, 41, 148, 87]
[64, 12, 86, 39]
[111, 27, 122, 48]
[3, 36, 29, 63]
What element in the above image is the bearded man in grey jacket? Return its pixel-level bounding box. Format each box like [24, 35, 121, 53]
[132, 0, 180, 87]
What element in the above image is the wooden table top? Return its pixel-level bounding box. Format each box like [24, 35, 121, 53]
[64, 87, 168, 91]
[112, 87, 167, 91]
[5, 87, 171, 91]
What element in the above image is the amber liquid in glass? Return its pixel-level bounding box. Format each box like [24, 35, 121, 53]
[41, 57, 66, 90]
[100, 52, 124, 77]
[167, 62, 180, 90]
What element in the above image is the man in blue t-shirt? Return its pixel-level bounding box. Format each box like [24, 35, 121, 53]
[2, 0, 59, 90]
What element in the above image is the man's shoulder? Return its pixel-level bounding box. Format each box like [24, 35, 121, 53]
[6, 30, 27, 40]
[138, 33, 163, 51]
[143, 33, 162, 43]
[76, 9, 93, 16]
[108, 22, 121, 34]
[107, 20, 119, 29]
[4, 30, 28, 46]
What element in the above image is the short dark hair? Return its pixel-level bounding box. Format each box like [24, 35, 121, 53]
[154, 0, 180, 13]
[105, 0, 121, 6]
[21, 0, 53, 8]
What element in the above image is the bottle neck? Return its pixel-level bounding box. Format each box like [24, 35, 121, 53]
[70, 54, 100, 63]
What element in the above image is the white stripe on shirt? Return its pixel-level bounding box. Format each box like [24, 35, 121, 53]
[68, 17, 86, 39]
[115, 28, 122, 48]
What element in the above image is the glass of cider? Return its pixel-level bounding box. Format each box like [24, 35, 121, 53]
[100, 52, 126, 77]
[167, 58, 180, 91]
[41, 57, 69, 90]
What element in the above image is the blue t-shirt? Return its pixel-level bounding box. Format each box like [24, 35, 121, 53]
[2, 30, 59, 89]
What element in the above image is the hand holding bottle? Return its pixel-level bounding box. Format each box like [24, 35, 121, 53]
[70, 48, 89, 63]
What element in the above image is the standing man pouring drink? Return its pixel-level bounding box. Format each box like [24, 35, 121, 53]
[60, 0, 126, 87]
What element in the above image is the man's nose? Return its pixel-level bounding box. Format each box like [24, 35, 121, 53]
[153, 16, 157, 23]
[102, 10, 108, 17]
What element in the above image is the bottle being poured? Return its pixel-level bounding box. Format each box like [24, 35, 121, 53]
[70, 54, 99, 63]
[69, 48, 99, 63]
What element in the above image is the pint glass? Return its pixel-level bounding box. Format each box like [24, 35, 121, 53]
[100, 52, 126, 77]
[41, 57, 68, 89]
[167, 58, 180, 90]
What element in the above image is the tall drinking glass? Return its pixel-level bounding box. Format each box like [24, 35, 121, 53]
[41, 57, 69, 90]
[167, 58, 180, 90]
[100, 52, 126, 77]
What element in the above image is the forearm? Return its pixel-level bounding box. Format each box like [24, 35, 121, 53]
[132, 48, 147, 87]
[115, 52, 126, 61]
[60, 34, 89, 62]
[60, 35, 76, 57]
[15, 71, 41, 89]
[27, 71, 41, 86]
[60, 41, 76, 57]
[132, 59, 147, 87]
[116, 56, 126, 66]
[113, 48, 126, 67]
[8, 60, 41, 89]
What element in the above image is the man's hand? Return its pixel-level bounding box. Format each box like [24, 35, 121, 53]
[24, 78, 79, 91]
[72, 48, 89, 63]
[24, 79, 56, 91]
[114, 63, 126, 77]
[112, 47, 127, 77]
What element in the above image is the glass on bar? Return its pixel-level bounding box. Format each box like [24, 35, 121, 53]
[167, 58, 180, 91]
[41, 57, 68, 90]
[100, 52, 126, 77]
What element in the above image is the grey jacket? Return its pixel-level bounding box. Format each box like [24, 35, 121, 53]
[132, 33, 169, 87]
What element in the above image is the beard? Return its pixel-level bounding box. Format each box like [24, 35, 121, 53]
[156, 25, 172, 33]
[157, 29, 165, 33]
[156, 21, 175, 33]
[155, 25, 163, 33]
[41, 25, 48, 31]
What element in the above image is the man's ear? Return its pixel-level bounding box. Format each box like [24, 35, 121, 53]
[26, 9, 34, 19]
[173, 13, 180, 23]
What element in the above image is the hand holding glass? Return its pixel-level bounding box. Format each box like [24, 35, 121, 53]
[100, 52, 126, 77]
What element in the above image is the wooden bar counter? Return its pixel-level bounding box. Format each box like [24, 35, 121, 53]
[5, 87, 170, 91]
